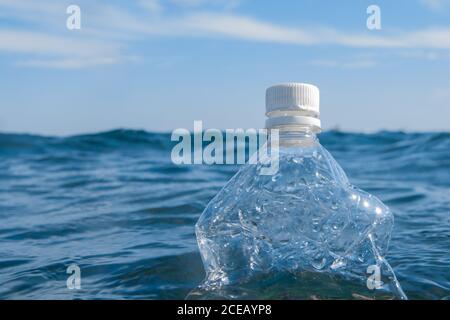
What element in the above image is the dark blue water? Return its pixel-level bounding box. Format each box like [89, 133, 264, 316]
[0, 130, 449, 299]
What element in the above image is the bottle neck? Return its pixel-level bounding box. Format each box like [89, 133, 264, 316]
[271, 126, 318, 147]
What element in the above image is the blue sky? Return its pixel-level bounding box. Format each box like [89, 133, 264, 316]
[0, 0, 450, 135]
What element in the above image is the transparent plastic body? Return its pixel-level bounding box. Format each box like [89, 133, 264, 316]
[193, 129, 407, 300]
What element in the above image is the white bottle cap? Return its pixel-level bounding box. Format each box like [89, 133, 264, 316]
[265, 83, 321, 132]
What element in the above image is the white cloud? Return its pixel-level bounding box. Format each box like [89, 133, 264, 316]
[310, 59, 377, 69]
[17, 57, 120, 69]
[137, 0, 164, 14]
[169, 0, 242, 9]
[88, 10, 450, 49]
[1, 0, 450, 69]
[430, 87, 450, 103]
[0, 30, 120, 57]
[397, 49, 446, 60]
[179, 12, 314, 43]
[0, 29, 123, 69]
[0, 0, 62, 13]
[420, 0, 450, 11]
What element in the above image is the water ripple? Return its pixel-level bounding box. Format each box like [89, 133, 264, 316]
[0, 130, 448, 299]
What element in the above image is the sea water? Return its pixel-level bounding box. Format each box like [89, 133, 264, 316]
[0, 130, 448, 299]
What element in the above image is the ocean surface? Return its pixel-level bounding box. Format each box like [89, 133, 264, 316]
[0, 129, 448, 300]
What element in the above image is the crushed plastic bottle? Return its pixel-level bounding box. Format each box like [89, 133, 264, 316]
[193, 83, 407, 300]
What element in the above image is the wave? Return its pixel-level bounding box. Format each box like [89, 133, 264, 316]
[0, 129, 448, 299]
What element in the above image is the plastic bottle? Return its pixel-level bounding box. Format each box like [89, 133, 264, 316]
[193, 83, 407, 300]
